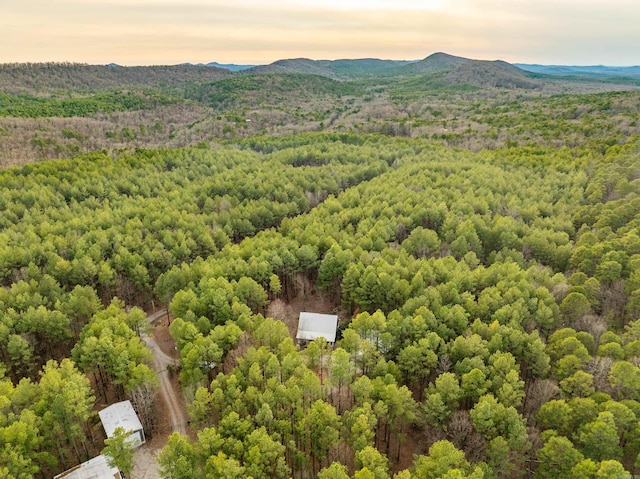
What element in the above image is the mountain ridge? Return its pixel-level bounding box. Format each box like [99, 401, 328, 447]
[516, 63, 640, 79]
[2, 53, 637, 96]
[240, 52, 543, 87]
[203, 61, 255, 71]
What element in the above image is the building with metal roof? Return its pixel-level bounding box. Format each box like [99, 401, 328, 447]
[53, 455, 121, 479]
[98, 400, 145, 448]
[295, 312, 339, 344]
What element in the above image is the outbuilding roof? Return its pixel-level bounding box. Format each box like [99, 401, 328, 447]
[98, 400, 143, 439]
[53, 455, 120, 479]
[296, 312, 339, 343]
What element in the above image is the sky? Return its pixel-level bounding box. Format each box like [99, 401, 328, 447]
[1, 0, 639, 66]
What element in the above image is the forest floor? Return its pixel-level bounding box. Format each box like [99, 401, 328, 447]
[267, 288, 342, 337]
[132, 311, 188, 479]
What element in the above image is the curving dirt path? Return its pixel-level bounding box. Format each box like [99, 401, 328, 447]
[132, 311, 188, 478]
[142, 333, 188, 435]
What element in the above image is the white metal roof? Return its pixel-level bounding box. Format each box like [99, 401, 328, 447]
[296, 312, 339, 343]
[53, 455, 120, 479]
[98, 400, 143, 439]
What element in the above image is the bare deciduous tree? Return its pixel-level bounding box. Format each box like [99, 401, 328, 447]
[523, 379, 559, 419]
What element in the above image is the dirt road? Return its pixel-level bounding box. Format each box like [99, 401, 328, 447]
[133, 311, 188, 478]
[142, 333, 188, 435]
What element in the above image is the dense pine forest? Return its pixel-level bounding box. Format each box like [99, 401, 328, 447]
[1, 55, 640, 479]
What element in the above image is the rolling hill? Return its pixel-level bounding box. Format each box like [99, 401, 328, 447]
[204, 62, 255, 71]
[245, 57, 413, 79]
[388, 51, 470, 76]
[445, 59, 541, 89]
[2, 52, 639, 168]
[388, 58, 542, 101]
[516, 63, 640, 79]
[183, 73, 359, 109]
[320, 58, 414, 78]
[244, 58, 337, 78]
[242, 53, 540, 87]
[0, 63, 234, 94]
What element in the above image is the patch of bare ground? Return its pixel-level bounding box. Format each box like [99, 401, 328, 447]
[151, 315, 178, 359]
[267, 288, 344, 339]
[132, 436, 163, 479]
[392, 426, 431, 473]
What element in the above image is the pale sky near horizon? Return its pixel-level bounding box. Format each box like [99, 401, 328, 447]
[1, 0, 639, 66]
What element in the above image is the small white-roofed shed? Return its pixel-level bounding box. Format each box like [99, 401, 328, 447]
[296, 312, 339, 344]
[98, 400, 145, 448]
[53, 455, 121, 479]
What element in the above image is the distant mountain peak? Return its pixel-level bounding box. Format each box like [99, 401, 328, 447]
[391, 51, 469, 75]
[424, 52, 468, 61]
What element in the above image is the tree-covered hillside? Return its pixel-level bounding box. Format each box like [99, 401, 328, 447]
[1, 131, 638, 478]
[0, 63, 232, 94]
[1, 58, 638, 167]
